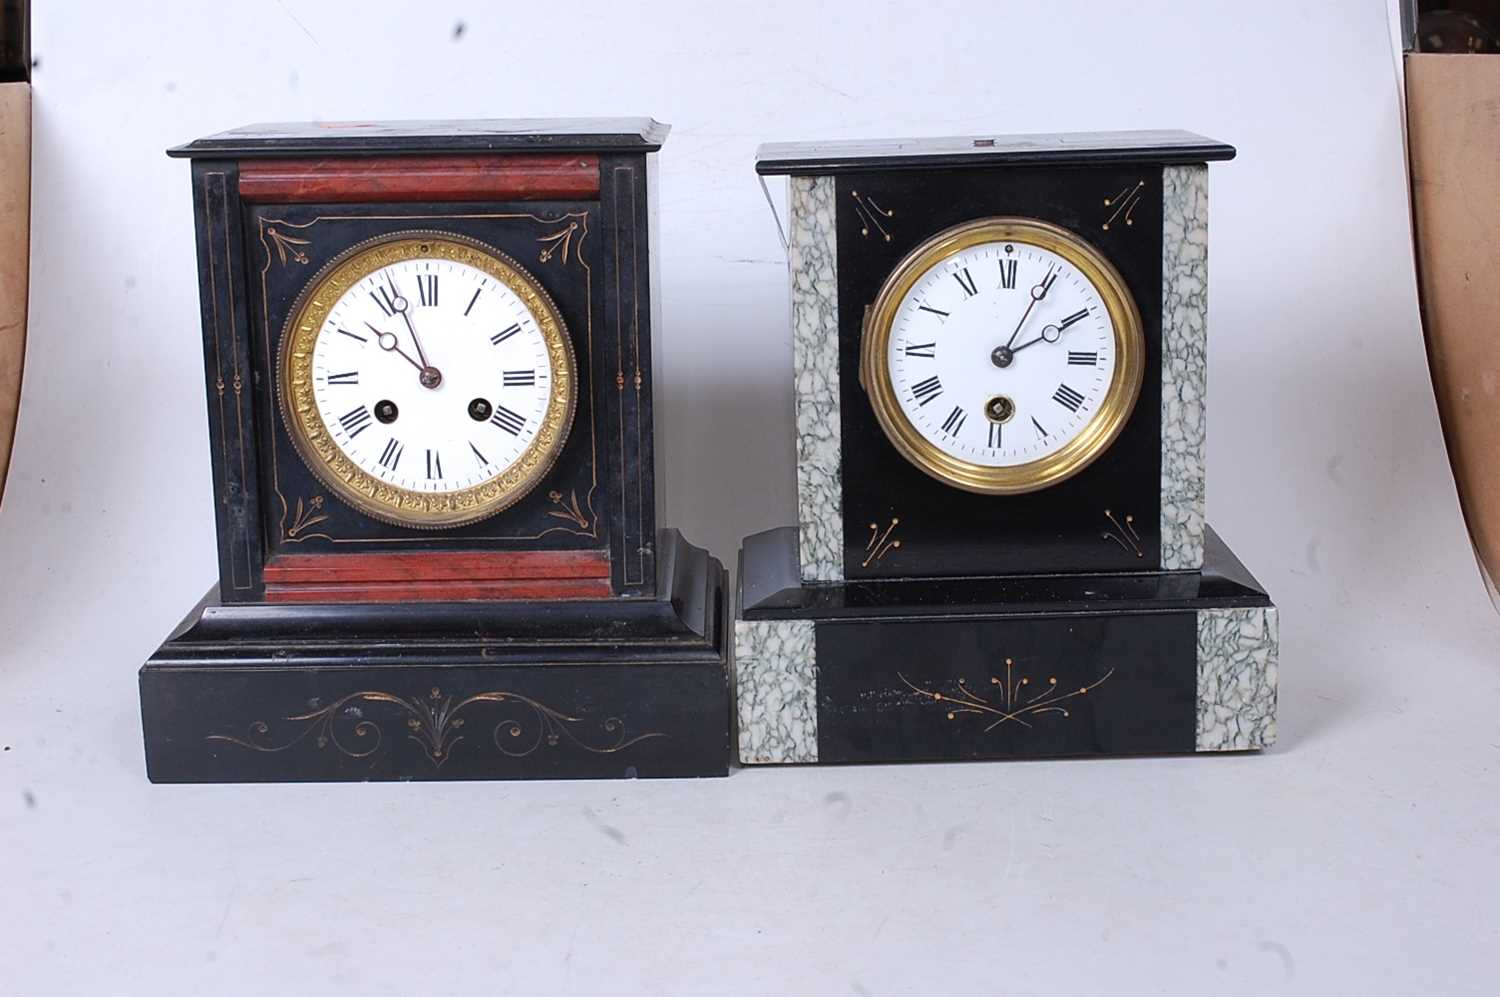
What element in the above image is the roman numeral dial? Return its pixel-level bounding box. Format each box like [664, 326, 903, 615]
[952, 267, 979, 298]
[416, 273, 439, 308]
[910, 375, 943, 406]
[1053, 383, 1087, 412]
[285, 233, 578, 527]
[873, 219, 1143, 493]
[998, 258, 1017, 289]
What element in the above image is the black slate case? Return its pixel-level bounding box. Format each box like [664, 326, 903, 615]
[140, 120, 730, 782]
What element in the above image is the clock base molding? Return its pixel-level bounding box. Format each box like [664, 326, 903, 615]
[138, 530, 730, 783]
[734, 525, 1276, 766]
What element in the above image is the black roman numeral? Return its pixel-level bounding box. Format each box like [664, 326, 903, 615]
[1059, 308, 1090, 330]
[904, 342, 936, 358]
[378, 437, 403, 470]
[953, 267, 978, 298]
[490, 404, 526, 435]
[371, 283, 399, 318]
[1053, 383, 1087, 412]
[416, 273, 438, 308]
[910, 375, 943, 406]
[941, 405, 967, 436]
[1068, 351, 1099, 366]
[469, 441, 488, 466]
[1032, 416, 1048, 438]
[988, 422, 1002, 448]
[336, 327, 367, 343]
[338, 405, 373, 439]
[998, 259, 1017, 289]
[464, 288, 482, 316]
[491, 323, 522, 346]
[917, 304, 949, 318]
[325, 370, 359, 385]
[503, 369, 537, 387]
[426, 448, 443, 479]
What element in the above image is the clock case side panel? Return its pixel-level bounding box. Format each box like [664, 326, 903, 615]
[832, 165, 1165, 579]
[598, 153, 661, 597]
[243, 198, 645, 590]
[1160, 164, 1209, 571]
[787, 175, 845, 584]
[190, 160, 268, 602]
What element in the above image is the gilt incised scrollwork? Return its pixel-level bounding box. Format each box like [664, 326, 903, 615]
[862, 517, 902, 568]
[1102, 180, 1145, 231]
[265, 226, 312, 266]
[1102, 508, 1144, 558]
[545, 489, 591, 531]
[900, 656, 1114, 733]
[206, 686, 666, 769]
[537, 220, 582, 265]
[850, 189, 894, 241]
[283, 494, 333, 543]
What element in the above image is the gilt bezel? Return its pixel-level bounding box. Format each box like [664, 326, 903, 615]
[860, 216, 1145, 496]
[276, 230, 577, 529]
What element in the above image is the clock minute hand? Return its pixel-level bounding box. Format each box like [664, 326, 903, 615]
[1003, 265, 1058, 350]
[388, 283, 433, 370]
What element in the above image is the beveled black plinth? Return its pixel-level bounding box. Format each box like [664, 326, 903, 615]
[733, 526, 1277, 766]
[140, 530, 729, 782]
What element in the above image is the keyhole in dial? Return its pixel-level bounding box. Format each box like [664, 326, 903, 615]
[985, 395, 1015, 424]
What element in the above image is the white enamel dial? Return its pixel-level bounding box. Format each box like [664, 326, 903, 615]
[311, 257, 552, 493]
[887, 239, 1116, 467]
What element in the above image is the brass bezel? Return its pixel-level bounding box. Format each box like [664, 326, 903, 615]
[860, 217, 1144, 495]
[277, 230, 577, 529]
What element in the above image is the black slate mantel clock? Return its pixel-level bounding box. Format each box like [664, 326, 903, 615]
[139, 119, 729, 783]
[734, 130, 1279, 768]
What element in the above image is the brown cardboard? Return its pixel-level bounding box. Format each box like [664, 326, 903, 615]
[1406, 54, 1500, 609]
[0, 80, 27, 507]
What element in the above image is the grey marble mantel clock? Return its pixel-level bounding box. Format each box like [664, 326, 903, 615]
[735, 130, 1278, 766]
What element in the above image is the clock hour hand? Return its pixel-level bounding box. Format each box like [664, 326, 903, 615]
[369, 321, 443, 389]
[1011, 308, 1091, 354]
[1010, 324, 1061, 354]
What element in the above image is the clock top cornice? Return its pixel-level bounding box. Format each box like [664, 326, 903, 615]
[169, 118, 670, 159]
[755, 129, 1234, 176]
